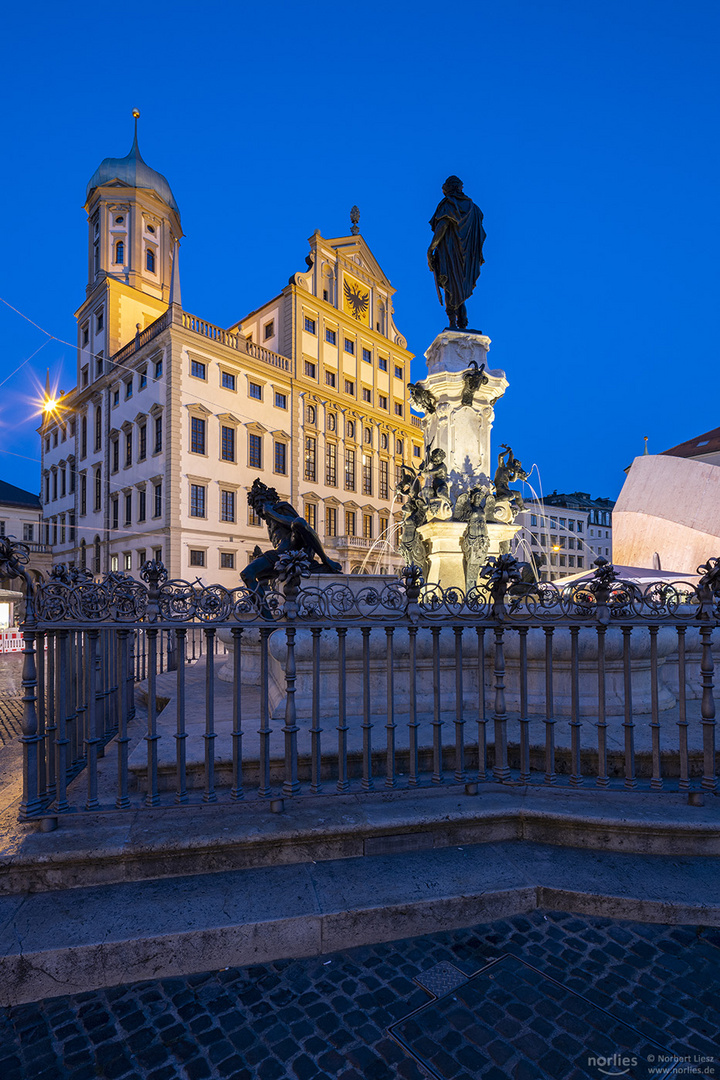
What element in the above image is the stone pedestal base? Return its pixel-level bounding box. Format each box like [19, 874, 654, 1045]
[418, 521, 467, 591]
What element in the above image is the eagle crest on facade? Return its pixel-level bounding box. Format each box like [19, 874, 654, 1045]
[344, 280, 370, 320]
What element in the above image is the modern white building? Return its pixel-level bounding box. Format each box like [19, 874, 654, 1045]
[512, 491, 615, 581]
[40, 119, 423, 583]
[613, 427, 720, 574]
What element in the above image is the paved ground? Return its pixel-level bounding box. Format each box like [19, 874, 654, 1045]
[0, 654, 23, 746]
[1, 910, 718, 1080]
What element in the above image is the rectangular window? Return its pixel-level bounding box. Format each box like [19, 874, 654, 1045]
[326, 506, 337, 537]
[559, 518, 566, 528]
[138, 489, 146, 522]
[326, 443, 337, 485]
[189, 549, 205, 567]
[559, 555, 566, 567]
[568, 519, 575, 532]
[95, 405, 102, 452]
[344, 379, 355, 396]
[394, 365, 403, 379]
[531, 514, 537, 527]
[23, 523, 34, 542]
[363, 514, 373, 540]
[379, 394, 388, 410]
[577, 556, 584, 568]
[344, 338, 354, 354]
[139, 371, 147, 390]
[274, 442, 287, 475]
[304, 360, 317, 379]
[378, 357, 388, 371]
[96, 310, 104, 332]
[325, 371, 336, 388]
[125, 378, 133, 399]
[123, 553, 132, 571]
[191, 416, 206, 454]
[153, 547, 162, 563]
[154, 358, 163, 379]
[345, 510, 356, 536]
[80, 474, 87, 515]
[345, 448, 355, 491]
[362, 387, 372, 403]
[124, 493, 132, 526]
[81, 416, 87, 457]
[221, 426, 235, 462]
[394, 402, 403, 417]
[190, 484, 206, 518]
[221, 489, 235, 522]
[82, 324, 89, 345]
[304, 503, 316, 529]
[362, 348, 372, 363]
[112, 498, 119, 530]
[413, 444, 422, 458]
[249, 382, 262, 400]
[568, 537, 575, 550]
[111, 439, 119, 473]
[362, 455, 372, 496]
[531, 533, 538, 546]
[191, 359, 206, 379]
[221, 371, 236, 391]
[220, 552, 235, 569]
[380, 516, 388, 538]
[569, 555, 576, 567]
[154, 415, 163, 453]
[275, 392, 287, 409]
[305, 436, 316, 482]
[325, 328, 336, 345]
[94, 468, 102, 511]
[304, 317, 316, 334]
[125, 430, 132, 467]
[113, 388, 119, 407]
[541, 533, 547, 547]
[249, 433, 262, 469]
[138, 425, 146, 461]
[154, 483, 162, 518]
[248, 507, 261, 527]
[138, 549, 146, 567]
[69, 513, 76, 543]
[380, 459, 389, 500]
[52, 472, 58, 500]
[264, 320, 274, 340]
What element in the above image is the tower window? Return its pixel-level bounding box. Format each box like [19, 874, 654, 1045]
[147, 224, 155, 234]
[115, 240, 124, 264]
[264, 320, 274, 340]
[115, 216, 124, 224]
[146, 248, 156, 273]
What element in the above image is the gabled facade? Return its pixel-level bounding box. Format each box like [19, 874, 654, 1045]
[40, 122, 421, 582]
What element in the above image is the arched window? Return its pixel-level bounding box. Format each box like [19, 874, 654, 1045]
[115, 240, 124, 264]
[327, 413, 336, 432]
[79, 540, 86, 569]
[381, 433, 388, 450]
[93, 536, 101, 574]
[306, 405, 316, 425]
[347, 421, 355, 439]
[146, 248, 155, 273]
[396, 438, 403, 455]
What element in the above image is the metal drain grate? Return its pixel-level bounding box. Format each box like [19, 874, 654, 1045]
[390, 954, 677, 1080]
[414, 961, 469, 998]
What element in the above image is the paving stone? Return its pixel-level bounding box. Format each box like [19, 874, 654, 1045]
[0, 910, 718, 1079]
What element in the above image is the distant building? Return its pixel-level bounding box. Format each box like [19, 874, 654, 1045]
[40, 119, 422, 581]
[0, 479, 52, 624]
[512, 491, 615, 581]
[613, 426, 720, 574]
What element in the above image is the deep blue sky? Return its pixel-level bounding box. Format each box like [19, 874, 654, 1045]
[1, 0, 718, 501]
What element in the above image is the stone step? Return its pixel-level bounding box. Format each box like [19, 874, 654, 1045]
[0, 839, 718, 1007]
[2, 785, 719, 896]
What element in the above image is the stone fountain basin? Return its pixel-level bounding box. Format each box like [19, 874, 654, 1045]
[217, 622, 712, 721]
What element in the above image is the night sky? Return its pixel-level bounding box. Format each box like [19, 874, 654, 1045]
[1, 0, 718, 502]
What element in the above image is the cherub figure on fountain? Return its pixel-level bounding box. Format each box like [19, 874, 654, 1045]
[485, 444, 528, 524]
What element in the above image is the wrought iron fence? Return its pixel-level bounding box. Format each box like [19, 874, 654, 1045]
[1, 535, 718, 821]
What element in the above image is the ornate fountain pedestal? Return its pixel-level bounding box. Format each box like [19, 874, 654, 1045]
[423, 331, 507, 498]
[408, 330, 521, 591]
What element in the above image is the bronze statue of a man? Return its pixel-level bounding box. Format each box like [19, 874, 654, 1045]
[428, 176, 486, 330]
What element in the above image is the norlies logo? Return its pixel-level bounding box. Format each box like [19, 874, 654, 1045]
[588, 1054, 639, 1076]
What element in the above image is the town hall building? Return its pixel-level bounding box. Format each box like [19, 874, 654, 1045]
[40, 116, 422, 582]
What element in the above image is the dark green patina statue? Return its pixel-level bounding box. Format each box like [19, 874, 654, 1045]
[428, 176, 486, 330]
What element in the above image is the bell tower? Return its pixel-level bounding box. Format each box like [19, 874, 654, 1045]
[76, 110, 183, 384]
